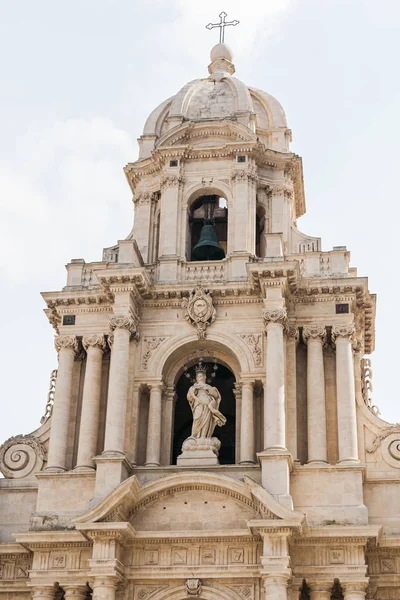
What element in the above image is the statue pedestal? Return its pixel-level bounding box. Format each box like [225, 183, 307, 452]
[177, 436, 220, 466]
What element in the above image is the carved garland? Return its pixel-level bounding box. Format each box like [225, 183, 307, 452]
[238, 334, 262, 367]
[142, 337, 167, 370]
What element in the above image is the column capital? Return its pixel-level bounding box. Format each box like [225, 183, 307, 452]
[308, 581, 334, 596]
[109, 315, 137, 334]
[262, 573, 290, 593]
[263, 308, 287, 329]
[285, 324, 299, 342]
[332, 323, 355, 343]
[54, 334, 79, 354]
[342, 582, 368, 599]
[62, 585, 88, 600]
[303, 324, 327, 345]
[30, 586, 56, 600]
[149, 381, 165, 393]
[83, 333, 107, 352]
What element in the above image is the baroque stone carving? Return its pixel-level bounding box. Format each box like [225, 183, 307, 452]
[367, 426, 400, 467]
[142, 337, 166, 369]
[303, 324, 327, 344]
[186, 579, 202, 597]
[331, 323, 355, 342]
[187, 367, 226, 439]
[40, 368, 58, 424]
[182, 286, 216, 339]
[109, 315, 137, 335]
[82, 334, 107, 352]
[285, 324, 299, 341]
[262, 308, 287, 330]
[361, 357, 380, 415]
[0, 434, 46, 479]
[239, 334, 262, 366]
[161, 174, 185, 188]
[54, 335, 79, 354]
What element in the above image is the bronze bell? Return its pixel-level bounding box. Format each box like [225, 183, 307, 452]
[192, 223, 225, 261]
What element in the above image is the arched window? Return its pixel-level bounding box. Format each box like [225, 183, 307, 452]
[189, 195, 227, 261]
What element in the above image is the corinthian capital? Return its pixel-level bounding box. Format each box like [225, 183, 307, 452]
[82, 334, 106, 352]
[303, 324, 327, 344]
[262, 308, 287, 329]
[285, 324, 299, 341]
[54, 335, 79, 354]
[332, 323, 355, 342]
[109, 315, 137, 334]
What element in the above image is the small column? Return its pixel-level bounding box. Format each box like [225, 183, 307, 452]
[342, 583, 367, 600]
[285, 325, 299, 461]
[62, 586, 88, 600]
[75, 334, 106, 470]
[308, 583, 333, 600]
[103, 316, 136, 456]
[262, 575, 289, 600]
[91, 577, 117, 600]
[145, 383, 164, 466]
[46, 335, 78, 472]
[332, 324, 359, 463]
[240, 381, 255, 464]
[303, 324, 328, 464]
[263, 308, 287, 449]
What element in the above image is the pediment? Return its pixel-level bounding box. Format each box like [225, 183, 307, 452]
[74, 473, 304, 533]
[155, 121, 257, 150]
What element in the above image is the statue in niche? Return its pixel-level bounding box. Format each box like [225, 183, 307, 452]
[177, 363, 226, 465]
[187, 365, 227, 438]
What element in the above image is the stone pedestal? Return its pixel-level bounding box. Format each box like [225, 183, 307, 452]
[177, 436, 220, 466]
[258, 448, 293, 510]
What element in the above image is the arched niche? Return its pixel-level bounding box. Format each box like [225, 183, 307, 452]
[172, 360, 236, 465]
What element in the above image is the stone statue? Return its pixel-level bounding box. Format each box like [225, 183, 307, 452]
[177, 365, 226, 466]
[187, 367, 226, 438]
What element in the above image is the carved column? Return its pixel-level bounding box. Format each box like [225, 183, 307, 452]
[30, 586, 56, 600]
[91, 577, 118, 600]
[332, 324, 359, 463]
[285, 325, 299, 461]
[62, 586, 88, 600]
[308, 583, 333, 600]
[262, 575, 289, 600]
[46, 335, 79, 472]
[103, 316, 136, 456]
[303, 324, 328, 464]
[145, 383, 164, 466]
[75, 334, 106, 470]
[263, 309, 287, 449]
[240, 381, 255, 464]
[342, 583, 367, 600]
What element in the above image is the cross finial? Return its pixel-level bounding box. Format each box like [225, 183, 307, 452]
[206, 11, 239, 44]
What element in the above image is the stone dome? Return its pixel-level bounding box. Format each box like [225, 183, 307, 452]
[138, 44, 290, 159]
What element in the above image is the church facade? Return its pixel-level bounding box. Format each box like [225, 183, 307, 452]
[1, 41, 399, 600]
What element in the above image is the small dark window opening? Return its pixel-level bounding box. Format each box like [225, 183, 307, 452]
[63, 315, 76, 326]
[169, 160, 179, 167]
[237, 155, 246, 163]
[336, 303, 349, 314]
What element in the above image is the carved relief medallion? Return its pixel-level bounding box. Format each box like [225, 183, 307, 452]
[186, 579, 202, 597]
[182, 286, 216, 339]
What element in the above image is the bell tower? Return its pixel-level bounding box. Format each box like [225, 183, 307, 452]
[3, 23, 400, 600]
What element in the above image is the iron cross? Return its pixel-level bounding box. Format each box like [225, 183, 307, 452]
[205, 11, 239, 44]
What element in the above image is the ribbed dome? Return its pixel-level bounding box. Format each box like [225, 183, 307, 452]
[138, 45, 290, 159]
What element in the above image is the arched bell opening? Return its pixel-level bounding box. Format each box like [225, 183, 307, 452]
[189, 194, 227, 261]
[172, 361, 236, 465]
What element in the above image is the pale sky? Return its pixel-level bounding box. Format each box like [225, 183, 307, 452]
[1, 0, 399, 443]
